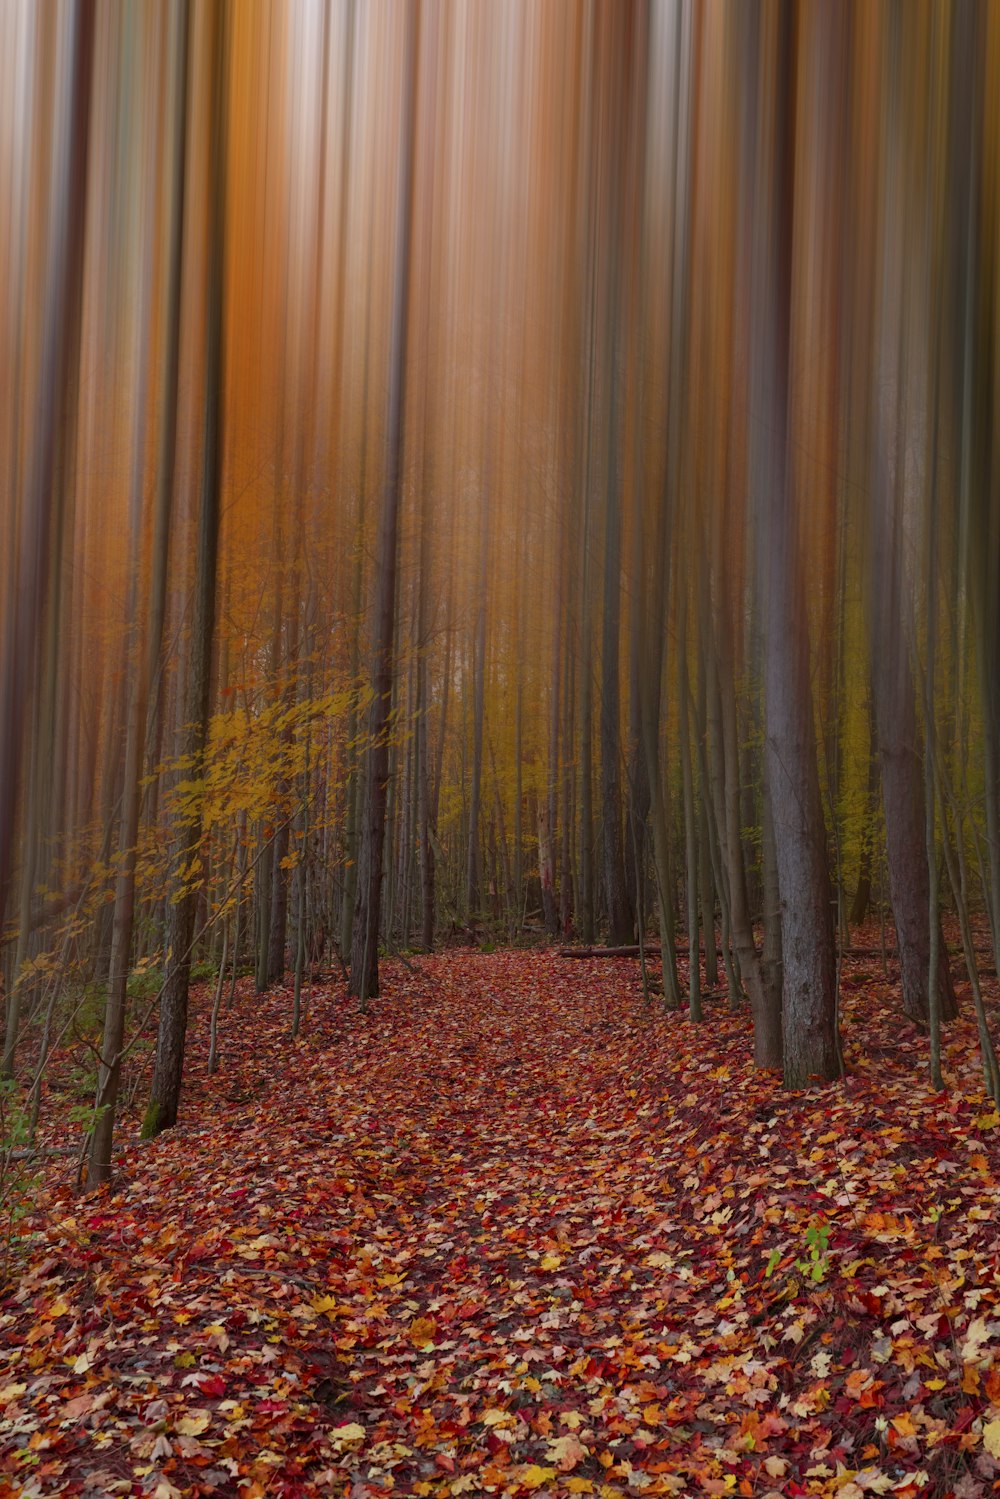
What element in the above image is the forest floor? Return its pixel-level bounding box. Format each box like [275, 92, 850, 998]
[2, 939, 1000, 1499]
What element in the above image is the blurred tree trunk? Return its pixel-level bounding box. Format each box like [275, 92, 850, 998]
[140, 0, 229, 1141]
[348, 0, 420, 1003]
[869, 23, 959, 1031]
[466, 503, 488, 924]
[849, 705, 879, 928]
[91, 0, 186, 1176]
[1, 0, 94, 1070]
[749, 1, 840, 1087]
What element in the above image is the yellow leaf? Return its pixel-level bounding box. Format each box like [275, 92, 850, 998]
[983, 1419, 1000, 1458]
[540, 1253, 563, 1271]
[518, 1466, 558, 1490]
[176, 1412, 210, 1437]
[974, 1111, 1000, 1130]
[311, 1295, 339, 1316]
[331, 1422, 366, 1447]
[409, 1316, 437, 1348]
[566, 1482, 594, 1495]
[644, 1251, 673, 1269]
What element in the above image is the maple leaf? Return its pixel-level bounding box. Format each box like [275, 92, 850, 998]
[482, 1408, 512, 1426]
[331, 1422, 366, 1448]
[409, 1316, 437, 1348]
[960, 1318, 995, 1364]
[983, 1419, 1000, 1459]
[547, 1432, 587, 1470]
[175, 1411, 210, 1436]
[8, 947, 1000, 1498]
[516, 1465, 558, 1490]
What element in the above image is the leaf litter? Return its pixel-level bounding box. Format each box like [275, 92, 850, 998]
[1, 945, 999, 1497]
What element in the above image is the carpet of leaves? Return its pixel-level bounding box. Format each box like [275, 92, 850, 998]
[2, 943, 1000, 1499]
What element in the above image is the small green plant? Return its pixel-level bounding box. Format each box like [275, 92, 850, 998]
[190, 959, 217, 984]
[795, 1219, 831, 1283]
[764, 1219, 832, 1286]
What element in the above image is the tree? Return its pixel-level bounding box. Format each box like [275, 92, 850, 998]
[139, 0, 230, 1142]
[748, 1, 841, 1088]
[1, 0, 95, 1075]
[348, 0, 421, 1004]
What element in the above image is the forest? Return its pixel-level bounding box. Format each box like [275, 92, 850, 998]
[1, 1, 1000, 1496]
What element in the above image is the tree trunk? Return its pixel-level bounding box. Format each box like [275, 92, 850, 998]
[0, 0, 94, 1018]
[141, 0, 228, 1140]
[750, 1, 841, 1088]
[348, 0, 420, 1003]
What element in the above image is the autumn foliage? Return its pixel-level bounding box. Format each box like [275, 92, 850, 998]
[3, 947, 999, 1498]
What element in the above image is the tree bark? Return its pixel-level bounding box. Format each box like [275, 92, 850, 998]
[1, 0, 94, 1058]
[749, 1, 841, 1088]
[348, 0, 420, 1003]
[141, 0, 228, 1140]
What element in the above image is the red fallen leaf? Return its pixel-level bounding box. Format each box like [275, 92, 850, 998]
[435, 1454, 456, 1473]
[8, 944, 1000, 1499]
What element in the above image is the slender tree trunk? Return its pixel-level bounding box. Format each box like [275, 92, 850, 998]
[679, 615, 701, 1020]
[871, 477, 958, 1027]
[140, 0, 228, 1139]
[868, 11, 958, 1031]
[850, 706, 879, 927]
[348, 0, 420, 1003]
[466, 517, 488, 923]
[91, 190, 157, 1173]
[0, 0, 94, 1048]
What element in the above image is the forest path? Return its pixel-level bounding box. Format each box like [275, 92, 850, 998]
[3, 948, 1000, 1497]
